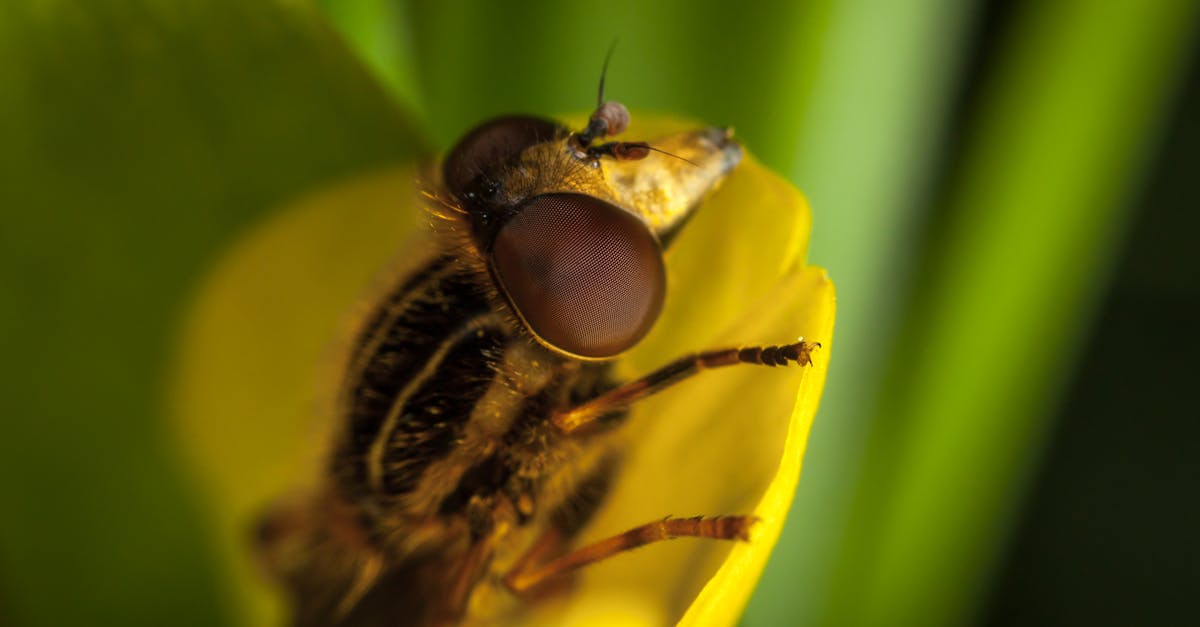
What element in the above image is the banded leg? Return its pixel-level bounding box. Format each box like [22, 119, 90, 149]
[553, 339, 819, 435]
[503, 515, 756, 593]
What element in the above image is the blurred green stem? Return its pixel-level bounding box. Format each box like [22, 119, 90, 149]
[825, 1, 1198, 626]
[745, 0, 976, 623]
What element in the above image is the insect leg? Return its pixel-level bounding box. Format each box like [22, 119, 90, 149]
[440, 529, 498, 622]
[552, 339, 819, 435]
[502, 525, 573, 598]
[503, 515, 756, 594]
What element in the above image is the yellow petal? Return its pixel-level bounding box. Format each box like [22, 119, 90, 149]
[170, 116, 834, 627]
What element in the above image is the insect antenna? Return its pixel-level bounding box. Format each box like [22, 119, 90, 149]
[643, 145, 700, 167]
[572, 41, 627, 152]
[588, 141, 700, 167]
[571, 41, 696, 168]
[597, 39, 618, 108]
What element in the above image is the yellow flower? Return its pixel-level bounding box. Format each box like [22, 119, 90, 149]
[170, 116, 834, 626]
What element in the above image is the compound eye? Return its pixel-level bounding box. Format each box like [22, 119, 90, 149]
[491, 193, 666, 359]
[443, 116, 563, 200]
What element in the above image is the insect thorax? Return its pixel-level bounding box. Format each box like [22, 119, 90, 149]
[329, 252, 624, 558]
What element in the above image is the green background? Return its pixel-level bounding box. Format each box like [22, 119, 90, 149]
[1, 0, 1196, 625]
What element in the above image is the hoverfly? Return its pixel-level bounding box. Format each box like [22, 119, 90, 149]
[253, 75, 819, 626]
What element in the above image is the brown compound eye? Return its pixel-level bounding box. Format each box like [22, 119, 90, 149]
[490, 193, 666, 359]
[443, 115, 563, 201]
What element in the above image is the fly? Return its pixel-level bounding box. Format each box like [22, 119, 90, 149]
[254, 72, 819, 626]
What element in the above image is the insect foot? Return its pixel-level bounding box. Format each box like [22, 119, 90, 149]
[736, 338, 821, 368]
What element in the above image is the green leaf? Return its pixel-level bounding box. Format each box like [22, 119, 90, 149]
[0, 1, 426, 625]
[315, 0, 427, 119]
